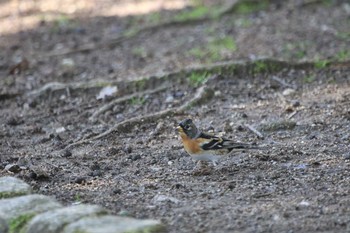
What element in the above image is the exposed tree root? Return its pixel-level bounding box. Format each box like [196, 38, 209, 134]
[63, 85, 214, 150]
[89, 85, 169, 122]
[26, 80, 118, 99]
[26, 59, 350, 102]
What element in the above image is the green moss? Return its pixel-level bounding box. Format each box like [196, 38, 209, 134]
[336, 32, 350, 40]
[234, 0, 269, 14]
[135, 79, 147, 90]
[132, 47, 147, 58]
[253, 61, 269, 73]
[174, 4, 222, 22]
[314, 59, 329, 69]
[49, 14, 76, 33]
[189, 47, 207, 59]
[175, 5, 209, 21]
[123, 27, 139, 38]
[188, 72, 209, 87]
[129, 97, 146, 105]
[9, 213, 35, 233]
[235, 18, 252, 28]
[303, 74, 315, 83]
[147, 12, 161, 25]
[335, 50, 350, 62]
[210, 37, 236, 51]
[125, 224, 167, 233]
[0, 191, 28, 199]
[189, 36, 236, 62]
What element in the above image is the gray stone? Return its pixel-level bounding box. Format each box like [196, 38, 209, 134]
[4, 164, 21, 173]
[0, 176, 32, 198]
[153, 194, 180, 204]
[26, 204, 107, 233]
[0, 194, 62, 223]
[63, 215, 166, 233]
[0, 214, 8, 233]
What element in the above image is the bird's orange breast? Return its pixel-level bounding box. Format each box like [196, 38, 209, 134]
[179, 132, 207, 155]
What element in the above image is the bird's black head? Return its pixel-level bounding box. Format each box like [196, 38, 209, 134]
[178, 119, 199, 139]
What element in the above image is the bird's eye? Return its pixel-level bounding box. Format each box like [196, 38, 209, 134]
[184, 125, 191, 130]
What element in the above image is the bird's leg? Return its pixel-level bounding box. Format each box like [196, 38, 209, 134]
[192, 160, 212, 176]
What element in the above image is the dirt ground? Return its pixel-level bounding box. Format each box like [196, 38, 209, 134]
[1, 0, 350, 232]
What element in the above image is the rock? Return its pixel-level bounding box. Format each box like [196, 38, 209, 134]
[74, 177, 87, 184]
[61, 58, 75, 70]
[91, 170, 102, 177]
[343, 152, 350, 160]
[30, 166, 50, 180]
[6, 116, 23, 126]
[55, 127, 66, 134]
[165, 95, 174, 103]
[282, 88, 296, 96]
[292, 100, 300, 107]
[26, 205, 106, 233]
[131, 154, 141, 161]
[63, 215, 166, 233]
[4, 164, 21, 173]
[174, 91, 184, 98]
[0, 176, 32, 198]
[152, 194, 180, 204]
[96, 86, 118, 100]
[118, 210, 130, 217]
[0, 194, 62, 224]
[62, 150, 72, 157]
[214, 90, 221, 97]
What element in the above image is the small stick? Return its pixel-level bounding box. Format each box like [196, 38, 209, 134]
[62, 85, 212, 150]
[271, 75, 294, 88]
[244, 124, 264, 139]
[287, 111, 298, 119]
[89, 85, 168, 121]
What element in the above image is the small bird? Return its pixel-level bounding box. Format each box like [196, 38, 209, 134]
[177, 118, 259, 167]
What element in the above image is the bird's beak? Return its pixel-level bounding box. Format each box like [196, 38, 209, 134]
[176, 126, 183, 132]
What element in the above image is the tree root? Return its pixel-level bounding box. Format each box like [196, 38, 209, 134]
[89, 85, 169, 122]
[27, 59, 350, 101]
[23, 60, 233, 100]
[26, 80, 119, 99]
[63, 85, 214, 150]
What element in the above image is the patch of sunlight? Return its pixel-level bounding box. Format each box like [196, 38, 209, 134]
[0, 0, 191, 35]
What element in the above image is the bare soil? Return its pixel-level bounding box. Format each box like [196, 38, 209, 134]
[1, 0, 350, 232]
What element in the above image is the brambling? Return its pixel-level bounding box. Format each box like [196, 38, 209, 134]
[177, 118, 259, 167]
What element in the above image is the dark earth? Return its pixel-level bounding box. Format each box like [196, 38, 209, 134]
[1, 0, 350, 232]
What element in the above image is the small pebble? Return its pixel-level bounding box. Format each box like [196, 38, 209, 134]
[165, 95, 174, 103]
[62, 150, 72, 157]
[292, 100, 301, 107]
[131, 154, 141, 161]
[75, 177, 86, 184]
[344, 153, 350, 160]
[5, 164, 21, 173]
[282, 88, 296, 96]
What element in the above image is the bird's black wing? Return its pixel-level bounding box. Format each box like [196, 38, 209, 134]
[199, 132, 258, 150]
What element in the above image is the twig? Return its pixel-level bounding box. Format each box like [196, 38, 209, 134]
[244, 124, 264, 139]
[287, 111, 298, 119]
[270, 75, 295, 88]
[63, 85, 213, 150]
[89, 85, 168, 122]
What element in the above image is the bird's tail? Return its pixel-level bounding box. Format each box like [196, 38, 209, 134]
[223, 141, 264, 150]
